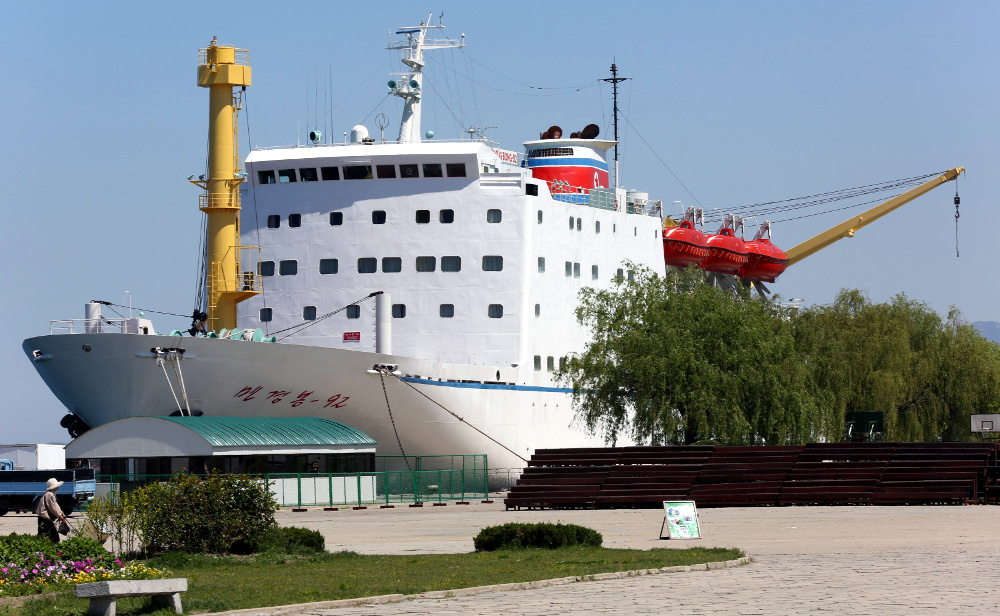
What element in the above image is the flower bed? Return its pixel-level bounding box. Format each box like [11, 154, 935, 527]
[0, 551, 168, 598]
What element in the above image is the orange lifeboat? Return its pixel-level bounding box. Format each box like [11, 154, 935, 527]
[701, 226, 747, 275]
[663, 207, 709, 267]
[739, 221, 788, 283]
[741, 238, 788, 282]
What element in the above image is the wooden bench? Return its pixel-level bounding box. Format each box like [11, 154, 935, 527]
[76, 578, 187, 616]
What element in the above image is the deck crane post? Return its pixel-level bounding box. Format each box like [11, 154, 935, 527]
[784, 167, 964, 267]
[193, 39, 261, 332]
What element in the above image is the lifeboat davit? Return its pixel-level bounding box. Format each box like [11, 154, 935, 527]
[740, 238, 788, 283]
[701, 227, 748, 275]
[663, 220, 710, 267]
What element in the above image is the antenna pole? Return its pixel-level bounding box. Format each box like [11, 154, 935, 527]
[601, 62, 629, 190]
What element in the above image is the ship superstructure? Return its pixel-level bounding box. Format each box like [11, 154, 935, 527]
[22, 17, 666, 469]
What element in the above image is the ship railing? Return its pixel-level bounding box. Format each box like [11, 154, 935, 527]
[547, 181, 663, 216]
[197, 47, 249, 67]
[50, 319, 131, 335]
[250, 136, 495, 151]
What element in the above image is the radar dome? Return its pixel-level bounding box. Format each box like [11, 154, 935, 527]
[350, 125, 370, 143]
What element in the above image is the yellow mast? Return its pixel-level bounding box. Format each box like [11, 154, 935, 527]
[194, 38, 260, 332]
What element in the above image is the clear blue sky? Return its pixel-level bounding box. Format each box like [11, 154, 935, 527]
[2, 1, 997, 444]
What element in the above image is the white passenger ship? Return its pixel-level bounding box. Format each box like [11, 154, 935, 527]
[23, 17, 666, 470]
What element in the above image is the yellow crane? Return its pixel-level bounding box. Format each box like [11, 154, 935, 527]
[785, 167, 964, 267]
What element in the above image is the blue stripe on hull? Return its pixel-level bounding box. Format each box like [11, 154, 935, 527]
[399, 375, 572, 393]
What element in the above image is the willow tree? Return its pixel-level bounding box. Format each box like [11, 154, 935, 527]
[793, 290, 1000, 441]
[556, 265, 827, 446]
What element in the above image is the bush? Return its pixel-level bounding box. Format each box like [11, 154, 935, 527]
[88, 472, 279, 555]
[0, 533, 106, 563]
[473, 523, 603, 551]
[251, 526, 325, 554]
[0, 533, 57, 562]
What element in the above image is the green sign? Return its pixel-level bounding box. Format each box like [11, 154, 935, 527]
[660, 501, 701, 540]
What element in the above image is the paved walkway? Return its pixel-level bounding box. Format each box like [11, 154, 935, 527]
[275, 501, 1000, 615]
[4, 501, 998, 614]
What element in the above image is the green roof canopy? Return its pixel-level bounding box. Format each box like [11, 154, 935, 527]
[159, 416, 375, 448]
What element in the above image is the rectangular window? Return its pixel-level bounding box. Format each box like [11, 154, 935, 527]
[441, 256, 462, 272]
[399, 163, 419, 178]
[547, 356, 555, 372]
[537, 210, 543, 224]
[376, 164, 396, 179]
[278, 169, 296, 183]
[267, 215, 280, 229]
[299, 168, 318, 182]
[569, 216, 575, 230]
[358, 258, 377, 273]
[488, 304, 504, 318]
[439, 304, 454, 318]
[526, 183, 538, 196]
[391, 304, 406, 318]
[533, 355, 541, 371]
[577, 218, 582, 231]
[628, 270, 635, 281]
[343, 164, 373, 180]
[446, 163, 466, 177]
[422, 163, 443, 178]
[595, 221, 601, 234]
[537, 257, 545, 273]
[319, 258, 338, 274]
[259, 261, 275, 277]
[487, 209, 502, 223]
[321, 166, 340, 181]
[346, 305, 360, 319]
[573, 262, 581, 278]
[482, 255, 504, 271]
[415, 256, 436, 272]
[559, 357, 567, 371]
[303, 306, 317, 320]
[439, 209, 454, 223]
[371, 211, 386, 224]
[565, 261, 572, 277]
[279, 260, 298, 276]
[415, 210, 430, 224]
[288, 213, 301, 227]
[616, 268, 624, 281]
[534, 303, 540, 317]
[329, 211, 343, 226]
[258, 170, 276, 184]
[381, 257, 402, 273]
[259, 308, 272, 322]
[592, 265, 599, 280]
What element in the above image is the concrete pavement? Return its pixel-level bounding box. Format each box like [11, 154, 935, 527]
[3, 500, 998, 614]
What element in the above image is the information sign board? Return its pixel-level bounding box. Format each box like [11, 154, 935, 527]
[660, 501, 701, 540]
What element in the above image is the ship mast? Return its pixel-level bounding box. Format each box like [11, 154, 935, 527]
[193, 38, 260, 332]
[387, 13, 464, 144]
[601, 62, 629, 190]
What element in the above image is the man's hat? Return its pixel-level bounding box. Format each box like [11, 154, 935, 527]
[46, 478, 64, 491]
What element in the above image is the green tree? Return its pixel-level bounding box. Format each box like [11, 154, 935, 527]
[557, 265, 826, 446]
[791, 290, 1000, 441]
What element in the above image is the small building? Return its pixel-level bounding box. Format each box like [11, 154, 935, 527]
[65, 416, 376, 476]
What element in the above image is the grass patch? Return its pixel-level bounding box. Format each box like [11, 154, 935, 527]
[4, 546, 742, 615]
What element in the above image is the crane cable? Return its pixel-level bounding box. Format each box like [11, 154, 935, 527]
[954, 177, 961, 257]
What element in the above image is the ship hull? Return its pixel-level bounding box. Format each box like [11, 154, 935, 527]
[23, 333, 606, 469]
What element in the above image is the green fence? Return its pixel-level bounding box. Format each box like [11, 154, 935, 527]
[95, 458, 491, 508]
